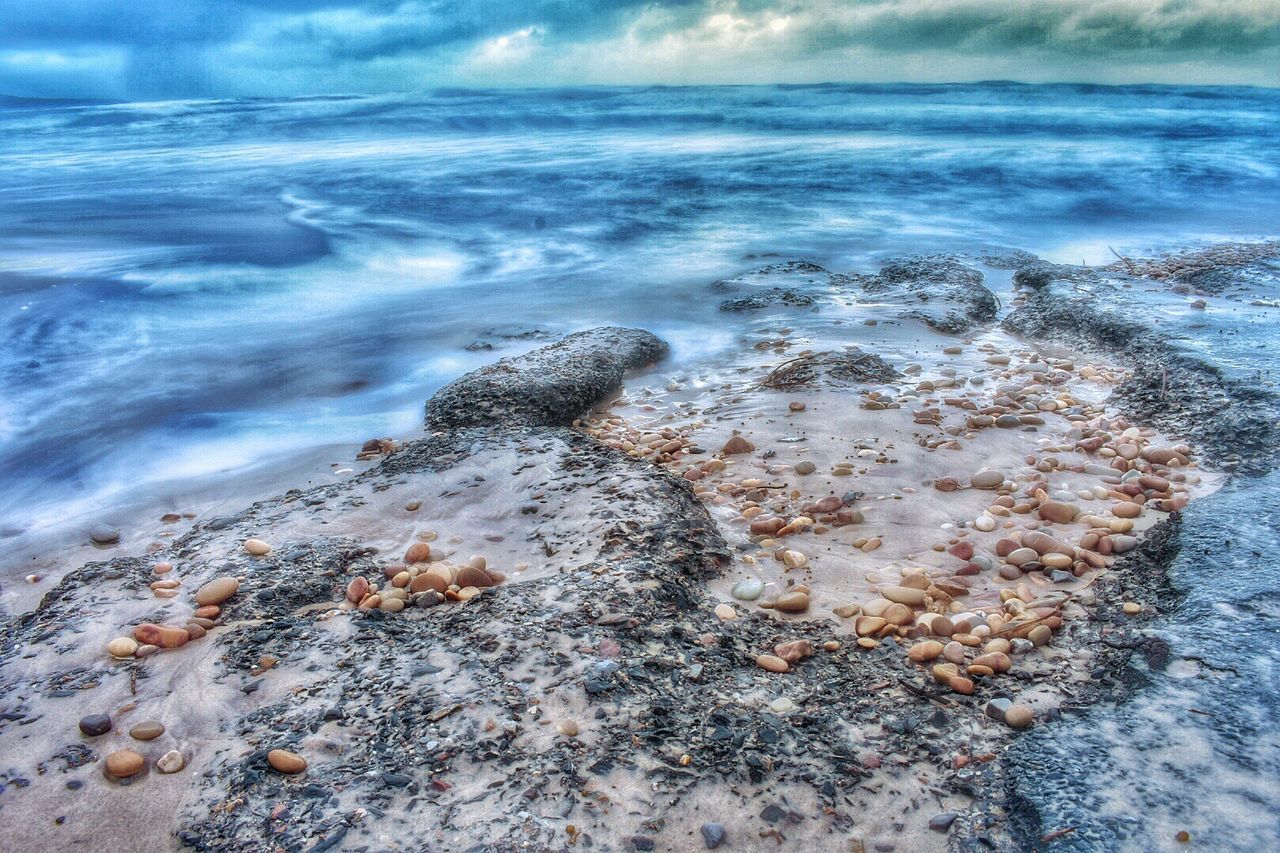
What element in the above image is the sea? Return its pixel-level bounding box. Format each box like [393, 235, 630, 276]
[1, 83, 1277, 849]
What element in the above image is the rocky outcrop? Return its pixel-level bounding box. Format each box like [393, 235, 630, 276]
[426, 326, 668, 430]
[840, 255, 999, 334]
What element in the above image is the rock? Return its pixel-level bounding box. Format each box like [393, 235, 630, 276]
[1004, 704, 1034, 728]
[346, 576, 370, 602]
[794, 461, 816, 475]
[89, 524, 120, 544]
[1006, 547, 1038, 566]
[244, 538, 271, 556]
[104, 749, 145, 778]
[556, 720, 579, 737]
[771, 591, 810, 612]
[1021, 530, 1072, 555]
[107, 637, 138, 658]
[714, 603, 737, 621]
[427, 327, 669, 429]
[722, 436, 755, 455]
[132, 624, 189, 649]
[907, 641, 944, 662]
[929, 813, 959, 833]
[880, 585, 926, 606]
[380, 597, 406, 613]
[1028, 625, 1052, 646]
[456, 565, 494, 588]
[1123, 601, 1142, 615]
[156, 750, 185, 774]
[129, 721, 165, 741]
[804, 496, 842, 514]
[410, 573, 448, 594]
[267, 749, 307, 774]
[731, 577, 763, 601]
[971, 652, 1012, 673]
[1038, 501, 1079, 524]
[1113, 501, 1142, 518]
[755, 654, 789, 673]
[134, 644, 159, 658]
[948, 541, 974, 560]
[195, 576, 239, 606]
[974, 515, 997, 532]
[774, 640, 813, 663]
[404, 543, 433, 564]
[971, 470, 1004, 489]
[79, 714, 112, 736]
[855, 616, 888, 637]
[882, 603, 914, 625]
[701, 822, 727, 849]
[749, 517, 786, 536]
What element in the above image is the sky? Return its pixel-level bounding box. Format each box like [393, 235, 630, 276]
[1, 0, 1278, 99]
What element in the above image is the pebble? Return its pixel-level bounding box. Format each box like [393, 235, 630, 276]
[794, 461, 816, 475]
[774, 639, 813, 663]
[769, 697, 798, 714]
[132, 624, 189, 649]
[1006, 547, 1038, 566]
[1004, 704, 1034, 728]
[556, 720, 579, 737]
[134, 644, 159, 658]
[156, 750, 186, 774]
[731, 577, 763, 601]
[929, 813, 959, 833]
[1038, 501, 1079, 524]
[771, 591, 810, 612]
[89, 524, 121, 544]
[267, 749, 307, 774]
[907, 640, 944, 662]
[79, 714, 112, 736]
[244, 538, 272, 555]
[714, 603, 737, 621]
[1123, 601, 1142, 615]
[984, 698, 1012, 720]
[107, 637, 138, 658]
[788, 401, 806, 412]
[701, 822, 727, 849]
[1113, 501, 1142, 518]
[130, 721, 165, 741]
[1028, 625, 1052, 646]
[195, 576, 239, 606]
[974, 515, 997, 532]
[104, 749, 145, 778]
[755, 654, 789, 673]
[971, 470, 1004, 489]
[721, 436, 754, 455]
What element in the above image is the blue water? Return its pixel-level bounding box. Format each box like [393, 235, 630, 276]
[2, 83, 1279, 849]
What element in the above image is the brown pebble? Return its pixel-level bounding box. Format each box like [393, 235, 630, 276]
[105, 749, 145, 778]
[243, 538, 271, 556]
[184, 623, 207, 640]
[907, 640, 944, 663]
[267, 749, 307, 774]
[156, 749, 185, 774]
[755, 654, 789, 673]
[194, 605, 220, 619]
[194, 576, 239, 606]
[130, 721, 165, 741]
[133, 624, 189, 649]
[773, 640, 813, 664]
[404, 543, 433, 564]
[1005, 705, 1034, 728]
[722, 435, 755, 455]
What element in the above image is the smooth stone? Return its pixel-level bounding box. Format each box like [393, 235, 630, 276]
[1113, 501, 1142, 518]
[130, 721, 165, 741]
[455, 565, 494, 588]
[731, 578, 764, 601]
[267, 749, 307, 774]
[556, 720, 579, 737]
[714, 603, 738, 621]
[771, 591, 810, 612]
[929, 813, 959, 833]
[104, 749, 145, 778]
[132, 624, 189, 649]
[404, 543, 433, 564]
[1111, 534, 1138, 553]
[244, 538, 271, 556]
[195, 576, 239, 606]
[971, 470, 1005, 489]
[107, 637, 138, 658]
[1021, 531, 1071, 555]
[347, 576, 370, 602]
[774, 639, 813, 663]
[722, 436, 754, 455]
[1006, 547, 1038, 566]
[410, 573, 448, 594]
[794, 461, 816, 475]
[134, 644, 159, 658]
[89, 524, 120, 544]
[880, 585, 926, 606]
[974, 516, 997, 532]
[184, 623, 207, 639]
[701, 822, 727, 849]
[1005, 705, 1034, 728]
[984, 697, 1012, 720]
[1038, 501, 1079, 524]
[79, 714, 112, 736]
[769, 697, 797, 714]
[156, 749, 185, 774]
[755, 654, 789, 673]
[943, 641, 966, 664]
[1028, 625, 1052, 646]
[907, 640, 944, 662]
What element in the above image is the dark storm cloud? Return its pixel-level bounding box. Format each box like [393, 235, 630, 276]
[0, 1, 1277, 98]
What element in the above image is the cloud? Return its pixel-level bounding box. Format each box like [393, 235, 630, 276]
[0, 0, 1277, 99]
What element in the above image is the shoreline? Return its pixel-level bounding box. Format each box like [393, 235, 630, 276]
[0, 243, 1276, 852]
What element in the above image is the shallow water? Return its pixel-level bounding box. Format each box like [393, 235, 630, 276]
[2, 83, 1279, 566]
